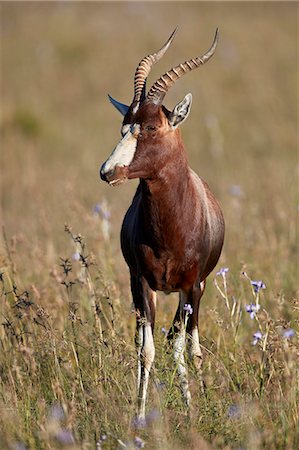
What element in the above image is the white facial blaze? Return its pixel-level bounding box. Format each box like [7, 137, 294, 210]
[101, 125, 139, 176]
[121, 124, 130, 137]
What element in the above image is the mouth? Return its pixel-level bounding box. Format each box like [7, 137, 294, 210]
[103, 165, 129, 187]
[108, 177, 128, 187]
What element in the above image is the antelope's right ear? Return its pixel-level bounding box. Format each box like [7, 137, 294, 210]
[108, 94, 130, 116]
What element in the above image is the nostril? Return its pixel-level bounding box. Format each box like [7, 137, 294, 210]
[100, 168, 107, 182]
[100, 164, 114, 183]
[99, 163, 107, 182]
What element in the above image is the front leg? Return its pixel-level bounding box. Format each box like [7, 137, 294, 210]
[168, 282, 206, 407]
[131, 274, 156, 423]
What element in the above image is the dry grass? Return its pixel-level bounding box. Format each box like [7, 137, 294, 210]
[0, 2, 298, 449]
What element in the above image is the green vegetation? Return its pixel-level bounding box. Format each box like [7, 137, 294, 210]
[1, 2, 298, 449]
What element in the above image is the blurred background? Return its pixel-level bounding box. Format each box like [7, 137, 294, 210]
[1, 1, 298, 302]
[1, 3, 298, 449]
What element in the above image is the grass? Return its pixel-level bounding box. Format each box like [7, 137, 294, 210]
[0, 2, 298, 449]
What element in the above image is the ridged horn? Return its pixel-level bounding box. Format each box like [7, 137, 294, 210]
[133, 27, 178, 106]
[146, 28, 219, 105]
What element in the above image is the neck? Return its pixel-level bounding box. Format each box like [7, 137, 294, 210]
[139, 158, 194, 250]
[144, 131, 190, 191]
[141, 140, 190, 193]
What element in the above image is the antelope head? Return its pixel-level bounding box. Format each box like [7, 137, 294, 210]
[100, 29, 219, 186]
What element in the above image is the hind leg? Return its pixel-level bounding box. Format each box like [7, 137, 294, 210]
[169, 291, 192, 407]
[186, 280, 206, 389]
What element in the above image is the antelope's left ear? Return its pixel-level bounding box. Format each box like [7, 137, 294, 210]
[168, 93, 192, 129]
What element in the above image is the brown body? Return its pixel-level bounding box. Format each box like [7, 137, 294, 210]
[121, 106, 224, 295]
[100, 29, 224, 422]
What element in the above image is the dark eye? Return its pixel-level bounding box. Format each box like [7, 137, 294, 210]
[145, 125, 157, 132]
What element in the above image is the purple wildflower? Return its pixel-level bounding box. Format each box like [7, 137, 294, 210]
[132, 416, 146, 429]
[55, 429, 75, 445]
[183, 303, 193, 315]
[252, 331, 263, 346]
[93, 202, 111, 221]
[228, 404, 241, 419]
[229, 185, 244, 198]
[133, 408, 160, 429]
[251, 280, 266, 293]
[134, 436, 145, 449]
[216, 267, 229, 277]
[96, 435, 107, 450]
[49, 403, 65, 421]
[12, 443, 27, 450]
[145, 408, 160, 424]
[161, 327, 167, 336]
[283, 328, 295, 339]
[245, 303, 260, 319]
[72, 252, 80, 261]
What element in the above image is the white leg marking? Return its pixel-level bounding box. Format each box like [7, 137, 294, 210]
[137, 323, 155, 421]
[173, 292, 191, 406]
[187, 281, 205, 389]
[188, 327, 203, 361]
[136, 325, 143, 393]
[174, 324, 191, 406]
[188, 327, 204, 391]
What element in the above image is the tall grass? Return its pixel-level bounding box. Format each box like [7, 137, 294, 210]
[1, 2, 298, 449]
[0, 224, 298, 449]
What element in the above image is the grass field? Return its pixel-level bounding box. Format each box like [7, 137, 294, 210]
[1, 2, 298, 449]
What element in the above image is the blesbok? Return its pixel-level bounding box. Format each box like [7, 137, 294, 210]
[100, 29, 225, 421]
